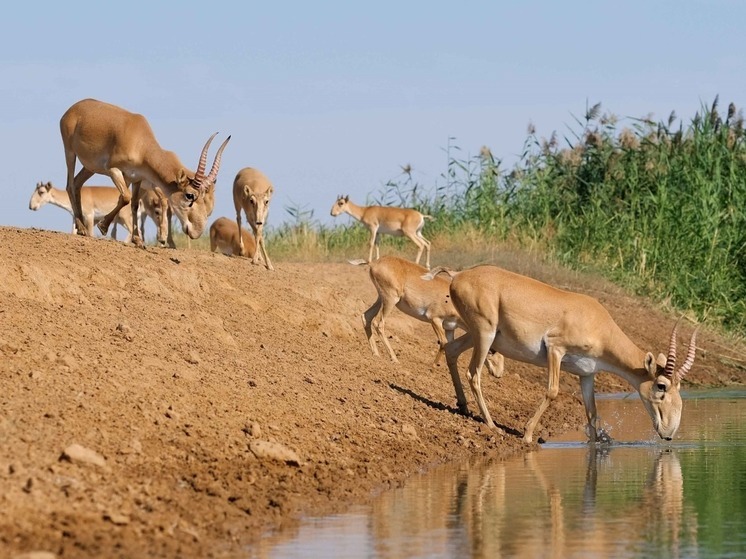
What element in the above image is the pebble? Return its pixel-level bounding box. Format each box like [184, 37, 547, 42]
[60, 444, 106, 468]
[249, 440, 301, 466]
[401, 423, 419, 439]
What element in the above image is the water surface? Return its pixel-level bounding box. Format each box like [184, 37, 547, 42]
[250, 389, 746, 559]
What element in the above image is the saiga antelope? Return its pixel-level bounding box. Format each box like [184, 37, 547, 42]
[29, 181, 133, 242]
[59, 98, 230, 247]
[425, 265, 697, 443]
[209, 217, 257, 258]
[138, 182, 170, 248]
[233, 167, 274, 270]
[330, 195, 433, 269]
[351, 255, 503, 376]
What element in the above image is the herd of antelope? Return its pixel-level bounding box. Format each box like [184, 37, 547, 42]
[30, 97, 699, 445]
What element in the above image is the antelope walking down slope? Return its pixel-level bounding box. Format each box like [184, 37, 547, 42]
[59, 98, 230, 247]
[29, 181, 133, 242]
[425, 265, 698, 443]
[331, 195, 433, 269]
[209, 217, 256, 258]
[351, 256, 503, 375]
[233, 167, 274, 270]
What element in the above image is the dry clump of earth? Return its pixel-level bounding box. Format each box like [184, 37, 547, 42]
[0, 226, 742, 558]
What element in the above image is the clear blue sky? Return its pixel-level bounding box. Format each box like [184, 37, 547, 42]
[4, 1, 745, 235]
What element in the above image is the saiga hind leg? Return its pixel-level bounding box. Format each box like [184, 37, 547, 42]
[98, 168, 132, 240]
[361, 298, 382, 357]
[523, 346, 564, 443]
[444, 333, 474, 415]
[372, 295, 399, 362]
[467, 330, 498, 428]
[67, 167, 94, 235]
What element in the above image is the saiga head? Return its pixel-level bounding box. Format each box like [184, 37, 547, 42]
[330, 195, 350, 217]
[170, 133, 230, 239]
[638, 320, 698, 440]
[247, 186, 273, 231]
[29, 181, 54, 210]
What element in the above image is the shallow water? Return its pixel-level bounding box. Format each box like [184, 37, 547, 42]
[249, 389, 746, 559]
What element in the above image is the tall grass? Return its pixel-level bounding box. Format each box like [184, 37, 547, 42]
[508, 98, 745, 334]
[312, 98, 745, 335]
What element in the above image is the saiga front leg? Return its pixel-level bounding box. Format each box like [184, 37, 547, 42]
[580, 375, 600, 443]
[256, 232, 274, 271]
[166, 206, 177, 249]
[430, 320, 449, 366]
[128, 181, 144, 248]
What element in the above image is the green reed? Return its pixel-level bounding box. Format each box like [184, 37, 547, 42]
[327, 98, 745, 335]
[514, 98, 745, 334]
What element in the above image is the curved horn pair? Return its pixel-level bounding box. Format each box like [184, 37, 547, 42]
[664, 317, 699, 381]
[194, 133, 232, 190]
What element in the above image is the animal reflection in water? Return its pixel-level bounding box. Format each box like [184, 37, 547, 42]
[519, 449, 697, 559]
[369, 449, 698, 559]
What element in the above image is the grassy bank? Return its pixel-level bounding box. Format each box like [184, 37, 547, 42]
[174, 98, 745, 338]
[271, 98, 745, 337]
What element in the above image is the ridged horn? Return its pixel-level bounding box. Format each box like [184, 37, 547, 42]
[206, 135, 232, 185]
[194, 132, 219, 184]
[664, 318, 682, 377]
[675, 327, 699, 381]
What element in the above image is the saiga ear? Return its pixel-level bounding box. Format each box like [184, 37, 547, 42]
[177, 169, 190, 188]
[655, 352, 667, 368]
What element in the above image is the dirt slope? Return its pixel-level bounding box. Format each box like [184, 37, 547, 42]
[0, 226, 742, 558]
